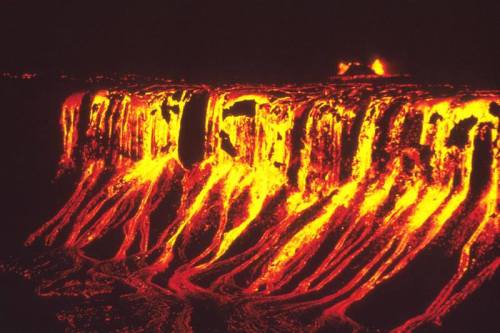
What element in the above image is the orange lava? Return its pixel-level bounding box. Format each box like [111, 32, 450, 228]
[25, 82, 499, 332]
[370, 58, 386, 75]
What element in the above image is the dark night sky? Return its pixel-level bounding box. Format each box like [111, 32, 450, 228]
[1, 0, 499, 83]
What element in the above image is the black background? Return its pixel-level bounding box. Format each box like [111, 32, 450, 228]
[1, 0, 499, 84]
[0, 1, 499, 332]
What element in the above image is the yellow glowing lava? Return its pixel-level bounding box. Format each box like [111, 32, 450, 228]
[371, 58, 385, 75]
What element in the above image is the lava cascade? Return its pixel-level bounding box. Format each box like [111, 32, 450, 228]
[24, 82, 500, 332]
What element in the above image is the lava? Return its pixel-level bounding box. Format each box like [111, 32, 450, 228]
[21, 81, 500, 332]
[336, 59, 387, 77]
[370, 59, 386, 76]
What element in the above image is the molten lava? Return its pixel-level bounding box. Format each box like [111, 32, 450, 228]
[23, 81, 499, 332]
[370, 58, 386, 76]
[337, 61, 355, 75]
[337, 59, 387, 77]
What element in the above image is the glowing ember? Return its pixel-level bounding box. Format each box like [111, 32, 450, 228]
[22, 81, 500, 332]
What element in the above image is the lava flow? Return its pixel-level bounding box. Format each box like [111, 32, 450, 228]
[17, 79, 500, 332]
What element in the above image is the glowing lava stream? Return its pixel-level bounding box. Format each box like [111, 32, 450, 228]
[26, 82, 499, 332]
